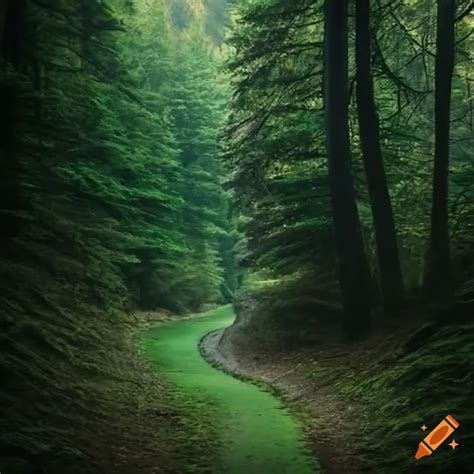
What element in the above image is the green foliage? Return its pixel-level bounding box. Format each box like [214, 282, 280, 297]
[225, 0, 474, 321]
[223, 0, 332, 319]
[0, 0, 236, 470]
[168, 0, 233, 45]
[310, 325, 474, 473]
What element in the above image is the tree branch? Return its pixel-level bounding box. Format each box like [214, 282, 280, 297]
[455, 1, 474, 22]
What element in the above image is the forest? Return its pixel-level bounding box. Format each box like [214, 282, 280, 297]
[0, 0, 472, 473]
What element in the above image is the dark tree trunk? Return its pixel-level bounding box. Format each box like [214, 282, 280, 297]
[0, 85, 21, 252]
[0, 1, 7, 56]
[0, 0, 26, 252]
[79, 0, 93, 59]
[355, 0, 404, 315]
[425, 0, 456, 299]
[324, 0, 371, 338]
[1, 0, 26, 67]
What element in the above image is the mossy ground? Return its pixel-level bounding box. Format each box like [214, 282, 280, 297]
[141, 306, 319, 474]
[0, 311, 203, 474]
[219, 295, 474, 473]
[313, 324, 474, 473]
[272, 324, 473, 473]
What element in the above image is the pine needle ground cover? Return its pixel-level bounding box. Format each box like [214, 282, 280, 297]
[0, 313, 200, 473]
[297, 324, 474, 473]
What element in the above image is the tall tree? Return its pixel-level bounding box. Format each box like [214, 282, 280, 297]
[0, 2, 236, 469]
[425, 0, 456, 299]
[1, 0, 26, 65]
[324, 0, 371, 338]
[0, 0, 26, 252]
[0, 1, 8, 53]
[355, 0, 404, 314]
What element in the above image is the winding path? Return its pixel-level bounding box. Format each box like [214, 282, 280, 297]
[142, 306, 317, 474]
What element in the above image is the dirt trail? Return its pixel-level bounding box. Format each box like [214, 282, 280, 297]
[201, 316, 370, 474]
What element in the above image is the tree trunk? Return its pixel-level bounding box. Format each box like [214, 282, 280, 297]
[355, 0, 404, 315]
[425, 0, 456, 299]
[2, 0, 26, 67]
[79, 0, 93, 59]
[0, 0, 26, 252]
[0, 1, 7, 57]
[324, 0, 371, 338]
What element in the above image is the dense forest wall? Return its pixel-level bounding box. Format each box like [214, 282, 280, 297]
[217, 3, 474, 471]
[224, 0, 474, 342]
[1, 0, 472, 471]
[0, 0, 234, 471]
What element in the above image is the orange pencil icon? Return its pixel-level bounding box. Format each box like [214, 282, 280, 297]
[415, 415, 460, 459]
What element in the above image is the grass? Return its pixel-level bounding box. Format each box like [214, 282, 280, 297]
[141, 305, 319, 474]
[0, 308, 193, 474]
[306, 324, 474, 473]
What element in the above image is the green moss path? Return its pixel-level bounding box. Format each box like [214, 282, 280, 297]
[142, 306, 318, 473]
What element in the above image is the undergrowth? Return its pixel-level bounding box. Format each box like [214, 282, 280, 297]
[310, 324, 474, 473]
[0, 299, 189, 474]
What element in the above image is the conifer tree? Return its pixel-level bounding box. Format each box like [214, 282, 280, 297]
[324, 0, 371, 337]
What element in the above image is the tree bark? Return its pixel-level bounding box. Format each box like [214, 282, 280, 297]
[80, 0, 91, 56]
[1, 0, 26, 67]
[355, 0, 404, 315]
[0, 1, 7, 58]
[0, 0, 26, 252]
[324, 0, 371, 338]
[425, 0, 456, 299]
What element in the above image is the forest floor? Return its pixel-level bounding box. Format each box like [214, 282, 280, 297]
[202, 330, 366, 473]
[201, 307, 474, 474]
[141, 306, 317, 474]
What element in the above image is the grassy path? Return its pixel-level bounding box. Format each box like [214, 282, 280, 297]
[142, 306, 318, 474]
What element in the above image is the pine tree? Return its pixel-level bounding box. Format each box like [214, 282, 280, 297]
[355, 0, 404, 315]
[0, 1, 236, 469]
[424, 0, 456, 300]
[324, 0, 371, 338]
